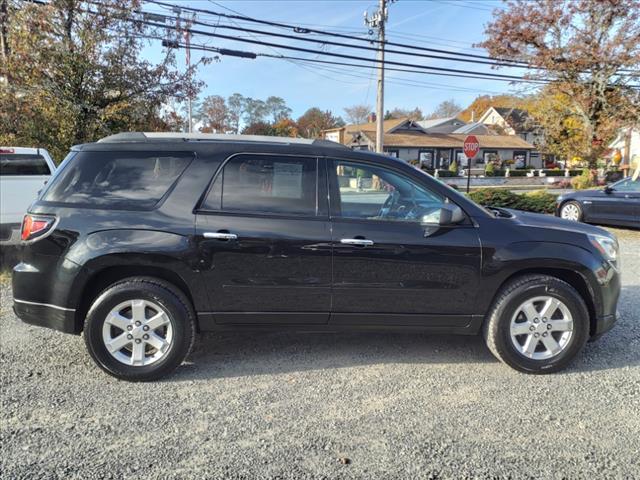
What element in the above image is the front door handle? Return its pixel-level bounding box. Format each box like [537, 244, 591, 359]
[340, 238, 374, 246]
[204, 232, 238, 240]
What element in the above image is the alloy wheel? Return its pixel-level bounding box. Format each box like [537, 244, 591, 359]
[509, 296, 574, 360]
[101, 299, 173, 366]
[560, 203, 581, 221]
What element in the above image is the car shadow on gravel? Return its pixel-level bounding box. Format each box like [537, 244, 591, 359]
[168, 281, 640, 382]
[170, 331, 498, 381]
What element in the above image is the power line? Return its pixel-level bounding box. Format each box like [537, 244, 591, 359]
[90, 7, 551, 84]
[143, 0, 639, 76]
[23, 0, 640, 89]
[142, 0, 533, 66]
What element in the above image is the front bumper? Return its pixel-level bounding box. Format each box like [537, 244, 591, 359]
[591, 312, 617, 340]
[13, 299, 77, 334]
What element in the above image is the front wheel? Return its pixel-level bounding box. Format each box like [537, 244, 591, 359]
[560, 201, 583, 222]
[483, 275, 590, 374]
[83, 277, 196, 381]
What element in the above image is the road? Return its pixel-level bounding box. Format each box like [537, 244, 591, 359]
[1, 228, 638, 479]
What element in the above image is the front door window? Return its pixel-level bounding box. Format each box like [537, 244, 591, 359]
[331, 160, 446, 223]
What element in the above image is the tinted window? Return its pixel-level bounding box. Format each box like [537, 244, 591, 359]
[333, 160, 445, 222]
[0, 154, 51, 175]
[42, 151, 192, 209]
[614, 177, 639, 192]
[204, 155, 317, 215]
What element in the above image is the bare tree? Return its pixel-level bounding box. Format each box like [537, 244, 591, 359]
[425, 99, 463, 119]
[344, 104, 372, 124]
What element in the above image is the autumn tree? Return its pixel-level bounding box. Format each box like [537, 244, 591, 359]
[0, 0, 205, 161]
[241, 121, 272, 136]
[296, 108, 344, 138]
[344, 104, 371, 124]
[527, 86, 589, 161]
[272, 118, 299, 137]
[425, 99, 463, 119]
[459, 94, 532, 122]
[478, 0, 640, 166]
[199, 95, 228, 133]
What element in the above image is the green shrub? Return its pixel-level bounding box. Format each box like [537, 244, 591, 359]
[422, 168, 457, 177]
[541, 169, 581, 177]
[519, 190, 557, 214]
[571, 168, 595, 190]
[468, 188, 556, 214]
[468, 188, 521, 209]
[485, 162, 496, 176]
[449, 159, 458, 175]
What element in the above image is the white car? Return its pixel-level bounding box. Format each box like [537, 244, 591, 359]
[1, 147, 56, 245]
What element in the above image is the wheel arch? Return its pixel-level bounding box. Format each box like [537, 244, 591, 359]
[72, 264, 198, 334]
[490, 267, 598, 337]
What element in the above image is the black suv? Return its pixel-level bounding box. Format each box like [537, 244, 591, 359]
[13, 133, 620, 381]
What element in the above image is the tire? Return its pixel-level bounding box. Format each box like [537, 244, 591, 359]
[483, 274, 590, 374]
[560, 201, 583, 222]
[83, 277, 196, 381]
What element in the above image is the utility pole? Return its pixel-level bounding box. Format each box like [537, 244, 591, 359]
[184, 13, 195, 133]
[365, 0, 388, 153]
[174, 7, 193, 133]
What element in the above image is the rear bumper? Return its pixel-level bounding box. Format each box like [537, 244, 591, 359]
[13, 299, 78, 334]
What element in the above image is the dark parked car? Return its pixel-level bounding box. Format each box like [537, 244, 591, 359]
[556, 176, 640, 228]
[13, 133, 621, 381]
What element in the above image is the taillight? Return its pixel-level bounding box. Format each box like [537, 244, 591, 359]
[21, 214, 56, 241]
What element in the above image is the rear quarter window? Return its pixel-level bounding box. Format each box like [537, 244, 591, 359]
[41, 151, 193, 209]
[0, 154, 51, 175]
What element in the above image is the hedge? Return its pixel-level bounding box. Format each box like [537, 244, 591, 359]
[422, 169, 459, 177]
[468, 188, 556, 214]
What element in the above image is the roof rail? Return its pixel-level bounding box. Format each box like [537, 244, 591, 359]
[97, 132, 347, 148]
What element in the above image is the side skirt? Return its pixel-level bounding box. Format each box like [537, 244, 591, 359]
[197, 312, 484, 335]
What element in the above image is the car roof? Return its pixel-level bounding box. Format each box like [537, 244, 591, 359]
[96, 132, 345, 149]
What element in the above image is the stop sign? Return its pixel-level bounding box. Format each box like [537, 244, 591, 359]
[463, 135, 480, 159]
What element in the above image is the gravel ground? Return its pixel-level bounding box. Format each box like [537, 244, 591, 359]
[1, 228, 639, 479]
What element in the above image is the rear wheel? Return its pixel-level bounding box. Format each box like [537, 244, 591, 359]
[560, 201, 583, 222]
[483, 275, 589, 374]
[83, 277, 195, 381]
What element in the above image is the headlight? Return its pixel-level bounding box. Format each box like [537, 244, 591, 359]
[588, 234, 619, 263]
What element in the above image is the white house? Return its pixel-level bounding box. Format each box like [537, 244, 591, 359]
[608, 127, 640, 168]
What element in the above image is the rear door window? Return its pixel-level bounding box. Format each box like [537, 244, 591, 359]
[42, 151, 192, 209]
[0, 154, 51, 175]
[203, 154, 318, 216]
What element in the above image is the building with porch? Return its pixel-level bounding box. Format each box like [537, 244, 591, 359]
[322, 118, 537, 169]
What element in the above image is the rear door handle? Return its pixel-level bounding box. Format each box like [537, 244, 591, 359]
[340, 238, 374, 246]
[204, 232, 238, 240]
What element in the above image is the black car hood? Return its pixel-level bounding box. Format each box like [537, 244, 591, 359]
[502, 208, 613, 238]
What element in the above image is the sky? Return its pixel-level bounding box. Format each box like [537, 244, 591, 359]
[140, 0, 535, 120]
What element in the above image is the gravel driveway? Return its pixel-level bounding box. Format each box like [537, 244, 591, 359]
[1, 228, 639, 479]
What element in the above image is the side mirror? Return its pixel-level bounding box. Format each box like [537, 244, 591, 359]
[604, 185, 614, 194]
[421, 204, 465, 227]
